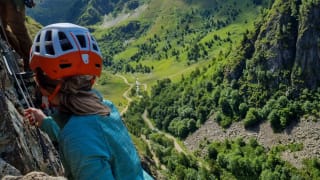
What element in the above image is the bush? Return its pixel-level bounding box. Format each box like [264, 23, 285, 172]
[244, 108, 260, 128]
[239, 103, 249, 118]
[208, 144, 218, 160]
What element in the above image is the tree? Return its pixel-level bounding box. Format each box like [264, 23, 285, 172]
[244, 108, 260, 128]
[239, 102, 249, 118]
[206, 81, 214, 92]
[219, 97, 233, 116]
[208, 144, 218, 160]
[174, 165, 186, 179]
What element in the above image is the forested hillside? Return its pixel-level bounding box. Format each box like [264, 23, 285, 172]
[27, 0, 149, 25]
[134, 0, 320, 178]
[145, 0, 320, 136]
[25, 0, 320, 179]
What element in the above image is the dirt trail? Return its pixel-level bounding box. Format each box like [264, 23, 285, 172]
[117, 74, 186, 154]
[142, 110, 186, 154]
[116, 74, 167, 169]
[116, 74, 133, 115]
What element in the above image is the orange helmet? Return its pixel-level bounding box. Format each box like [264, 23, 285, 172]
[29, 23, 103, 80]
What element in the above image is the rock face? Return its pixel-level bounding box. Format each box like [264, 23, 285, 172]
[0, 158, 21, 176]
[0, 39, 64, 178]
[244, 0, 320, 89]
[292, 2, 320, 88]
[2, 171, 67, 180]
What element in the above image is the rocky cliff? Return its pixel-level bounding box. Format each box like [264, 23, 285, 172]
[0, 39, 64, 178]
[292, 1, 320, 88]
[243, 0, 320, 89]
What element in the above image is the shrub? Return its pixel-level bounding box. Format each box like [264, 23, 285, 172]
[244, 108, 260, 128]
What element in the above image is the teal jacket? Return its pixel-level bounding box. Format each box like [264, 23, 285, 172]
[40, 100, 153, 180]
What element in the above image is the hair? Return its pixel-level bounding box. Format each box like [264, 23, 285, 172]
[35, 69, 110, 116]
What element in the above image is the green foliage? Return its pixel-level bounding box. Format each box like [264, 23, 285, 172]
[219, 97, 233, 116]
[63, 0, 320, 178]
[302, 158, 320, 179]
[149, 133, 174, 147]
[204, 138, 319, 180]
[28, 0, 147, 26]
[244, 108, 261, 128]
[264, 96, 301, 132]
[168, 118, 195, 138]
[123, 97, 150, 136]
[239, 102, 249, 118]
[208, 144, 219, 160]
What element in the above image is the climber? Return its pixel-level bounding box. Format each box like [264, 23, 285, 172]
[0, 0, 34, 72]
[24, 23, 153, 180]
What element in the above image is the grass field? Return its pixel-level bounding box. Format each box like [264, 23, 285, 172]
[93, 0, 262, 110]
[95, 71, 129, 112]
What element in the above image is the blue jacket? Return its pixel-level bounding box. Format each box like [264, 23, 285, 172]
[40, 100, 153, 180]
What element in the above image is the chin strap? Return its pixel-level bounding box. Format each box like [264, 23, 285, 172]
[48, 83, 62, 102]
[41, 96, 52, 116]
[90, 76, 96, 86]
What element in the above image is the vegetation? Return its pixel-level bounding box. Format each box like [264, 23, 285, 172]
[27, 0, 148, 25]
[27, 0, 320, 179]
[120, 0, 320, 178]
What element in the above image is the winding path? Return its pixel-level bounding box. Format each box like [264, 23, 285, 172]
[116, 74, 186, 153]
[117, 73, 208, 170]
[142, 110, 186, 154]
[116, 74, 133, 115]
[116, 74, 165, 169]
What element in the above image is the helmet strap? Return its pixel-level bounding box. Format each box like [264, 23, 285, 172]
[90, 76, 96, 86]
[48, 83, 62, 102]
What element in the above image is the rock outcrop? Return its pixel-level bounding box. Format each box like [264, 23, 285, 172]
[292, 1, 320, 88]
[0, 39, 64, 178]
[243, 0, 320, 89]
[2, 171, 66, 180]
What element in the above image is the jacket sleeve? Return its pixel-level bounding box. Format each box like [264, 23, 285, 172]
[40, 116, 60, 143]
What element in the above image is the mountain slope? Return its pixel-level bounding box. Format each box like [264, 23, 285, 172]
[140, 0, 320, 178]
[91, 0, 267, 90]
[23, 0, 320, 179]
[27, 0, 147, 26]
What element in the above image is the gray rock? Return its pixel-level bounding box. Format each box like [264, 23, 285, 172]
[0, 158, 21, 177]
[0, 39, 64, 177]
[2, 171, 67, 180]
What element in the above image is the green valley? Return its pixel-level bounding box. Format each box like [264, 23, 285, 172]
[26, 0, 320, 179]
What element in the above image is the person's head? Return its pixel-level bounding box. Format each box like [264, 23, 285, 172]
[29, 23, 109, 116]
[30, 23, 102, 80]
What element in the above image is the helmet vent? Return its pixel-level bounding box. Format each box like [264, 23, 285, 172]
[35, 45, 40, 53]
[90, 35, 99, 52]
[60, 63, 72, 69]
[45, 44, 55, 55]
[92, 43, 98, 51]
[45, 30, 52, 41]
[76, 35, 86, 48]
[58, 32, 73, 51]
[36, 34, 41, 42]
